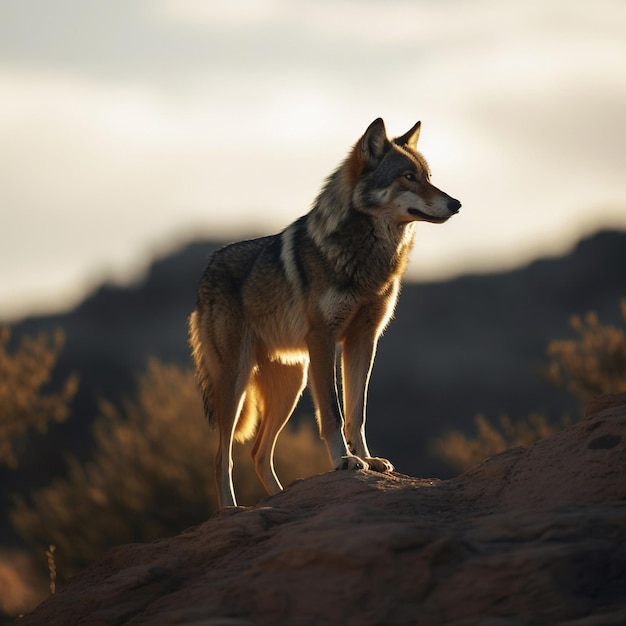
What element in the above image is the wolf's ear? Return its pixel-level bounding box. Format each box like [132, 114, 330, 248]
[358, 118, 390, 167]
[395, 121, 421, 150]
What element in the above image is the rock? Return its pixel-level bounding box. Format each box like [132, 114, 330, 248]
[21, 402, 626, 625]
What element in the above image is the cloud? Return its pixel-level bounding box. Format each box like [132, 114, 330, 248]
[0, 0, 625, 319]
[152, 0, 284, 26]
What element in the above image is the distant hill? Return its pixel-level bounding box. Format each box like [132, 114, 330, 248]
[3, 230, 626, 512]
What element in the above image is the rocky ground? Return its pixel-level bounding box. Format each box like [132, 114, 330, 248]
[20, 393, 626, 625]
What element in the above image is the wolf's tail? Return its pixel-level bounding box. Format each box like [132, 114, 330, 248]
[188, 307, 260, 441]
[234, 387, 260, 443]
[188, 308, 215, 425]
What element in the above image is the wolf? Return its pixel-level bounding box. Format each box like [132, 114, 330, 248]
[189, 118, 460, 507]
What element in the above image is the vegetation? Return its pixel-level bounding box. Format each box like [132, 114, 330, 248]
[544, 303, 626, 402]
[431, 412, 571, 473]
[431, 299, 626, 472]
[10, 359, 328, 578]
[0, 327, 77, 468]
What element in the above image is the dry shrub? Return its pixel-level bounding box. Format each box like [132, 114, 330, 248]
[11, 359, 328, 577]
[0, 549, 47, 619]
[431, 299, 625, 473]
[545, 300, 626, 403]
[431, 413, 570, 473]
[0, 327, 77, 468]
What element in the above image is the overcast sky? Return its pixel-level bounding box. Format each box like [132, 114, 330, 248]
[1, 0, 625, 320]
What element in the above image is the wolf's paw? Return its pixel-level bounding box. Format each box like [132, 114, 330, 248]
[364, 456, 394, 473]
[335, 455, 369, 471]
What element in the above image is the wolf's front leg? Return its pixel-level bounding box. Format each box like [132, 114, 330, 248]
[342, 325, 394, 474]
[306, 329, 369, 471]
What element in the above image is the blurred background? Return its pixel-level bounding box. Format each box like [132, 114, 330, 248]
[1, 0, 626, 619]
[1, 0, 625, 319]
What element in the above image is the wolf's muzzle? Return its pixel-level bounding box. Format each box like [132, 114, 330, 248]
[447, 198, 461, 214]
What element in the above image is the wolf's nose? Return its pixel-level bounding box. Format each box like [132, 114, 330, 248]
[447, 198, 461, 213]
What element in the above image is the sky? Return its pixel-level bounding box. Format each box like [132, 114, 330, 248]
[1, 0, 625, 320]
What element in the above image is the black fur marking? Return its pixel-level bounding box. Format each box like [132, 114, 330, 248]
[291, 216, 310, 291]
[237, 237, 272, 293]
[265, 235, 283, 269]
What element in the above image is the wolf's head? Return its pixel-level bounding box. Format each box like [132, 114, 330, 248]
[349, 118, 461, 225]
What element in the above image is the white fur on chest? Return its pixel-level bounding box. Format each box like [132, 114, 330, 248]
[318, 287, 359, 327]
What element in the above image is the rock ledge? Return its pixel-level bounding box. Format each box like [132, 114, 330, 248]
[22, 397, 626, 625]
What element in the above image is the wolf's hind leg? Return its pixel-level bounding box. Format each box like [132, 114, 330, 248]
[213, 352, 256, 507]
[251, 359, 308, 495]
[214, 389, 246, 507]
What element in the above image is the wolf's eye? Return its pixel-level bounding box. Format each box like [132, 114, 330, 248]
[404, 173, 418, 182]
